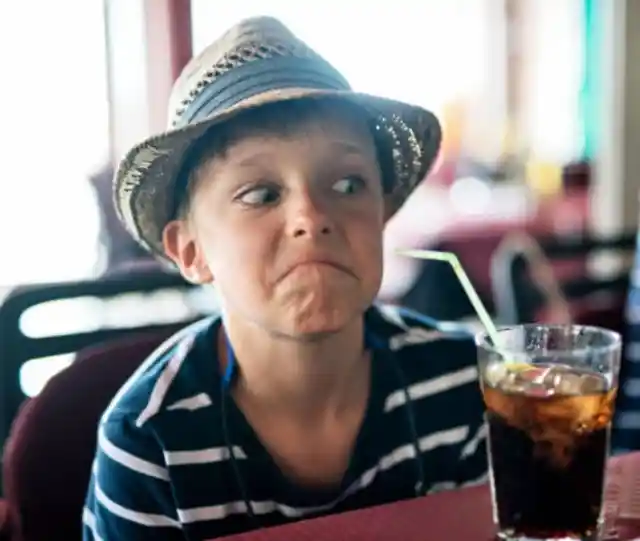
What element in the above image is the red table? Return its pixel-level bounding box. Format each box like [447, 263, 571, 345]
[222, 453, 640, 541]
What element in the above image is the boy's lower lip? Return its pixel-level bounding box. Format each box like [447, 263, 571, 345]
[283, 261, 355, 278]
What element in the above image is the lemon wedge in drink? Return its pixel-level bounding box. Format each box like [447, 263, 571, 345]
[485, 361, 536, 387]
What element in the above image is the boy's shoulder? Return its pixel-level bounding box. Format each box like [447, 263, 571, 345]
[368, 304, 479, 380]
[100, 316, 220, 428]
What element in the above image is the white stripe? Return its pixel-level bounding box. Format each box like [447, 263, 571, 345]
[627, 306, 640, 324]
[428, 471, 488, 495]
[427, 481, 457, 494]
[82, 508, 104, 541]
[102, 320, 209, 422]
[378, 442, 417, 470]
[177, 426, 469, 524]
[99, 428, 169, 481]
[177, 498, 345, 523]
[384, 366, 478, 413]
[460, 424, 487, 458]
[164, 446, 247, 466]
[389, 327, 446, 351]
[624, 378, 640, 397]
[95, 483, 180, 528]
[627, 343, 640, 361]
[136, 336, 195, 427]
[377, 305, 471, 336]
[615, 411, 640, 429]
[419, 425, 469, 452]
[166, 393, 213, 412]
[178, 501, 249, 522]
[460, 471, 489, 488]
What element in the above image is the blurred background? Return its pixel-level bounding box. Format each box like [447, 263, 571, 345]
[0, 0, 638, 426]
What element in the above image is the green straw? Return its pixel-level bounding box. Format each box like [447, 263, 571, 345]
[396, 249, 502, 348]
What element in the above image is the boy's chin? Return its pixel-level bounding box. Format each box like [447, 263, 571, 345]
[279, 307, 364, 341]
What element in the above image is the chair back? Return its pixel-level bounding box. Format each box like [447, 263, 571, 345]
[0, 270, 213, 462]
[491, 232, 636, 328]
[2, 329, 181, 541]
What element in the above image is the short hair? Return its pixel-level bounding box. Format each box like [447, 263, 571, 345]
[171, 98, 393, 219]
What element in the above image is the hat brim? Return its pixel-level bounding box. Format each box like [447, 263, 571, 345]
[114, 88, 442, 259]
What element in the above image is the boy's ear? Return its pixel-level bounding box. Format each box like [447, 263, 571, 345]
[162, 220, 213, 284]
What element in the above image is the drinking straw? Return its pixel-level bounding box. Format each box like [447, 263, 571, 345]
[396, 249, 502, 348]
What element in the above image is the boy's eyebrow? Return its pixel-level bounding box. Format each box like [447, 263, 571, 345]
[328, 141, 370, 157]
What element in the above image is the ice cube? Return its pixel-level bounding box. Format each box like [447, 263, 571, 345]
[543, 367, 584, 396]
[579, 372, 607, 394]
[532, 365, 606, 396]
[500, 370, 530, 393]
[543, 367, 605, 395]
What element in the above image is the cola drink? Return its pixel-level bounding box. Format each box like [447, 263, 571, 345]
[482, 362, 616, 539]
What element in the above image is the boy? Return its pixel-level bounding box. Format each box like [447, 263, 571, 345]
[83, 16, 487, 540]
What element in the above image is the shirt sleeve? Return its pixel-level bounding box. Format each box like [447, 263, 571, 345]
[82, 413, 184, 541]
[613, 280, 640, 452]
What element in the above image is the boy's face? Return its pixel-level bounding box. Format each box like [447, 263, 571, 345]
[163, 106, 385, 338]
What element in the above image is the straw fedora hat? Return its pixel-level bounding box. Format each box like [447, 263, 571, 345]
[114, 16, 442, 258]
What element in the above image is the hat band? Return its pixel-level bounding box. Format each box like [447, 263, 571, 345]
[176, 55, 351, 128]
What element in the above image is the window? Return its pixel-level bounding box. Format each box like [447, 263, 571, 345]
[191, 1, 505, 160]
[0, 2, 109, 284]
[191, 1, 586, 165]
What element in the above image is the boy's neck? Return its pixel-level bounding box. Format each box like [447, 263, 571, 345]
[219, 313, 369, 421]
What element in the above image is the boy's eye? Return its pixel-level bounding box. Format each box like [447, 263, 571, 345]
[333, 176, 365, 194]
[235, 176, 366, 206]
[237, 185, 280, 206]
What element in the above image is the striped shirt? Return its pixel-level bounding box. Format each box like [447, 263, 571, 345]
[82, 305, 488, 540]
[614, 235, 640, 452]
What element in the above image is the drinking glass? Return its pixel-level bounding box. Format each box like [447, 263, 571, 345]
[476, 324, 621, 541]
